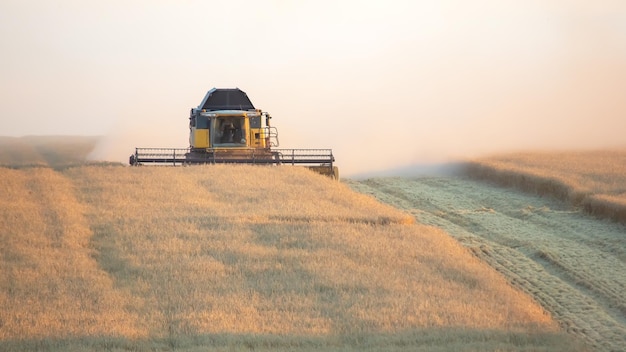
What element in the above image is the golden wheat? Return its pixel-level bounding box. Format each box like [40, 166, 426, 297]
[0, 167, 142, 339]
[465, 149, 626, 223]
[0, 164, 578, 351]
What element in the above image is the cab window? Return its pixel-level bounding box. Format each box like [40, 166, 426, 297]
[215, 117, 246, 145]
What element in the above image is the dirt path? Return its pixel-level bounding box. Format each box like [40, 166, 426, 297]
[346, 176, 626, 352]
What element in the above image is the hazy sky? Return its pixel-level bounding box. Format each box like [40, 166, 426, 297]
[1, 0, 625, 175]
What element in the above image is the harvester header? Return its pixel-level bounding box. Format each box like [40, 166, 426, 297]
[129, 87, 338, 179]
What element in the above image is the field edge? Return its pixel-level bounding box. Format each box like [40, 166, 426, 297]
[462, 161, 626, 225]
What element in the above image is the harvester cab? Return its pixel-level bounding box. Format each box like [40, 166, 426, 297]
[188, 88, 278, 151]
[130, 88, 338, 179]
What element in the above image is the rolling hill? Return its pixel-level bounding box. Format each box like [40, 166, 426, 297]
[0, 136, 579, 351]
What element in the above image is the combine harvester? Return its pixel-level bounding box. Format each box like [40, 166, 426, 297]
[129, 88, 338, 179]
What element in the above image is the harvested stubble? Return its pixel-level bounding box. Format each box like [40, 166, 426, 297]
[0, 164, 578, 351]
[347, 173, 625, 351]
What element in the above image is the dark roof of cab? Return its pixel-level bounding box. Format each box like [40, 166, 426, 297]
[198, 88, 255, 111]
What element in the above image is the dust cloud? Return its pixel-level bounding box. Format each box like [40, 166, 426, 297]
[3, 1, 625, 176]
[91, 1, 626, 176]
[87, 100, 188, 164]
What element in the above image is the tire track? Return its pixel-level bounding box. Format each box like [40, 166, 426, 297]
[0, 168, 143, 339]
[346, 176, 626, 351]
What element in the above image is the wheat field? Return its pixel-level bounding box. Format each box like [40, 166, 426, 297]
[464, 149, 626, 224]
[0, 154, 578, 351]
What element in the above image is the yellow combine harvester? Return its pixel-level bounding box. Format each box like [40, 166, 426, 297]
[129, 88, 338, 179]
